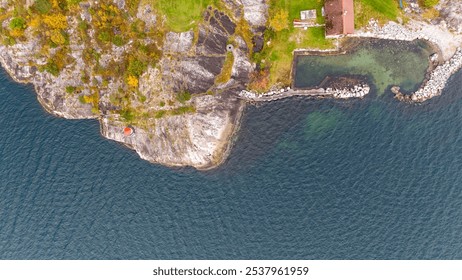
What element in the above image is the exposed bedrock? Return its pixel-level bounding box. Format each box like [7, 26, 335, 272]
[101, 94, 245, 170]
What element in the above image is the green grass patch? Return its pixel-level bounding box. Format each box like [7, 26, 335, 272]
[65, 86, 76, 94]
[9, 17, 27, 30]
[297, 27, 333, 49]
[127, 58, 147, 77]
[43, 60, 60, 76]
[33, 0, 52, 14]
[215, 52, 234, 84]
[97, 31, 111, 43]
[355, 0, 400, 27]
[112, 35, 125, 46]
[2, 36, 16, 46]
[126, 0, 142, 16]
[142, 0, 216, 32]
[176, 91, 192, 104]
[171, 105, 196, 115]
[420, 0, 439, 8]
[257, 0, 334, 87]
[270, 0, 321, 21]
[120, 108, 136, 122]
[155, 110, 166, 118]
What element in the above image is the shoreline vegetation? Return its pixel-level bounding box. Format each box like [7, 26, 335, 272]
[0, 0, 462, 170]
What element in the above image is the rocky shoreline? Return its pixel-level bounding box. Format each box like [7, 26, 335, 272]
[392, 48, 462, 102]
[0, 0, 260, 171]
[345, 17, 462, 103]
[1, 0, 462, 170]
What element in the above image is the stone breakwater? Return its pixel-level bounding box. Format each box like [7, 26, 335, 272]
[328, 84, 371, 99]
[238, 84, 370, 102]
[392, 47, 462, 102]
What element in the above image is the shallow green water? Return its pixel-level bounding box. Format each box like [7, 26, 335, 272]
[294, 39, 433, 94]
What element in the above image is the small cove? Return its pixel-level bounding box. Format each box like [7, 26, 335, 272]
[294, 39, 434, 94]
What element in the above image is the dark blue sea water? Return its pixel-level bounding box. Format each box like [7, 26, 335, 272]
[1, 67, 462, 260]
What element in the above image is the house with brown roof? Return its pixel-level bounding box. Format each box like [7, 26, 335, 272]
[324, 0, 354, 38]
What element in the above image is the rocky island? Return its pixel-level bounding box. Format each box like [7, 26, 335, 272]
[1, 0, 462, 170]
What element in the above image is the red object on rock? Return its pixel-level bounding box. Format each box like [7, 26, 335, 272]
[123, 127, 134, 136]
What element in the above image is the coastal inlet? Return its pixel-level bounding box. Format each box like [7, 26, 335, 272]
[293, 39, 434, 96]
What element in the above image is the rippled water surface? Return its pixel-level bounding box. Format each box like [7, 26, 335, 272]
[1, 67, 462, 259]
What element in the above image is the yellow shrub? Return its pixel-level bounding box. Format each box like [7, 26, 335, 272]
[51, 0, 59, 9]
[127, 75, 139, 88]
[422, 8, 440, 20]
[43, 14, 68, 29]
[9, 29, 24, 37]
[29, 15, 42, 29]
[50, 29, 66, 45]
[269, 9, 289, 32]
[82, 95, 93, 103]
[108, 4, 120, 14]
[82, 93, 99, 104]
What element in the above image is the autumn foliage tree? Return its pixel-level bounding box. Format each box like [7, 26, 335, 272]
[269, 9, 289, 32]
[420, 0, 439, 8]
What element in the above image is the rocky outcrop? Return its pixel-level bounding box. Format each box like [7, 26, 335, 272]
[0, 2, 257, 170]
[163, 31, 194, 54]
[103, 6, 253, 169]
[161, 8, 240, 94]
[136, 4, 157, 28]
[0, 39, 95, 119]
[438, 0, 462, 33]
[223, 0, 267, 28]
[240, 0, 268, 28]
[101, 94, 244, 170]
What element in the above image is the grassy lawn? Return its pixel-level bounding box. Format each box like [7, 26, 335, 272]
[142, 0, 217, 32]
[255, 0, 334, 87]
[355, 0, 400, 27]
[270, 0, 323, 21]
